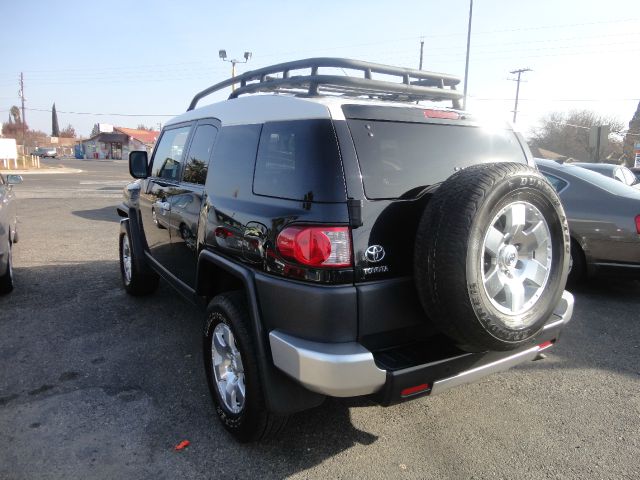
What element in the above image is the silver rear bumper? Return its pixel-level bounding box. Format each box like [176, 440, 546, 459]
[269, 291, 574, 398]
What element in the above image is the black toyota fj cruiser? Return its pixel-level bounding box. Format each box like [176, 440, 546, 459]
[117, 58, 574, 442]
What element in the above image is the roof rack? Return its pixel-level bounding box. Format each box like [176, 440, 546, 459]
[187, 57, 463, 111]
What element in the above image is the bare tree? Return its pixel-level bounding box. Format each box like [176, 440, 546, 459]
[59, 124, 76, 138]
[622, 101, 640, 167]
[529, 110, 623, 162]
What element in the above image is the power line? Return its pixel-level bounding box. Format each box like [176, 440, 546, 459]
[19, 107, 176, 117]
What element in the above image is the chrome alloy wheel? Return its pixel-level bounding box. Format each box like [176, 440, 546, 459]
[121, 233, 132, 285]
[481, 201, 552, 322]
[211, 322, 246, 414]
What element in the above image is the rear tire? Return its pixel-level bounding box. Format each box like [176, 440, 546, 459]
[204, 292, 287, 442]
[0, 239, 14, 294]
[414, 163, 570, 351]
[119, 230, 159, 296]
[567, 239, 586, 286]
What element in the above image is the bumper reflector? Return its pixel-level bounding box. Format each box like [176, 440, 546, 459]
[401, 383, 431, 397]
[538, 340, 554, 350]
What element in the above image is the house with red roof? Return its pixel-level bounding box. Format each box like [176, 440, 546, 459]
[80, 124, 160, 159]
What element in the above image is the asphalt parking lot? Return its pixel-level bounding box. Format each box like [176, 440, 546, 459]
[1, 158, 639, 480]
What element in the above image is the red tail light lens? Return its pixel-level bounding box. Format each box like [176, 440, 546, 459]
[276, 226, 352, 267]
[636, 215, 640, 234]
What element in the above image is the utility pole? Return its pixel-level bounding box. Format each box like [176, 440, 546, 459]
[418, 37, 424, 70]
[19, 72, 26, 149]
[463, 0, 473, 110]
[509, 68, 531, 123]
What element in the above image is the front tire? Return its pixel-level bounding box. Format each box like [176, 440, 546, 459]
[119, 230, 159, 296]
[0, 239, 14, 294]
[203, 292, 287, 442]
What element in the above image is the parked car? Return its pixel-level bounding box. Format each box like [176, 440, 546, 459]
[571, 162, 639, 188]
[117, 58, 573, 442]
[32, 147, 57, 158]
[536, 159, 640, 282]
[0, 173, 23, 293]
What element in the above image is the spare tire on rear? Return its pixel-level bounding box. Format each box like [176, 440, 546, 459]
[414, 162, 570, 351]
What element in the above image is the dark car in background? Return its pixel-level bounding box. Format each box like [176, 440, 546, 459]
[536, 159, 640, 282]
[572, 162, 639, 189]
[631, 167, 640, 183]
[0, 173, 23, 293]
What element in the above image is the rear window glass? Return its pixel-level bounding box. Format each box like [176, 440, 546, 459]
[347, 120, 526, 199]
[564, 164, 640, 198]
[253, 120, 346, 202]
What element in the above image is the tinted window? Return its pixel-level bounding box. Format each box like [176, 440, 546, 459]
[183, 124, 217, 185]
[253, 120, 345, 202]
[541, 173, 568, 193]
[564, 164, 640, 198]
[150, 126, 191, 180]
[208, 125, 262, 199]
[348, 120, 526, 199]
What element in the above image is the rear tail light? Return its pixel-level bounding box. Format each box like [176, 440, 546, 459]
[635, 215, 640, 234]
[276, 225, 352, 268]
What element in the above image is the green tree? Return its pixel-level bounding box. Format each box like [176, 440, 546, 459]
[51, 103, 60, 137]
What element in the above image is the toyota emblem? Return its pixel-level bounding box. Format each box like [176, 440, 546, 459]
[364, 245, 385, 263]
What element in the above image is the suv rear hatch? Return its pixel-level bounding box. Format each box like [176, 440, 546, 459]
[337, 104, 531, 343]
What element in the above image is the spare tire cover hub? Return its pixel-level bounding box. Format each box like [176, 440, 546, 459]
[481, 200, 552, 321]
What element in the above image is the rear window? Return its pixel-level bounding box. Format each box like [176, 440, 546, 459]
[347, 120, 526, 199]
[253, 120, 346, 202]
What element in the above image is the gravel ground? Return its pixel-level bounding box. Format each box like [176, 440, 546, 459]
[0, 158, 638, 479]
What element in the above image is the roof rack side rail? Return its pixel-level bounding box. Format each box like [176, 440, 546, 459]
[187, 57, 463, 111]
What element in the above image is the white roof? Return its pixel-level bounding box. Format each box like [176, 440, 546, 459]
[166, 94, 460, 127]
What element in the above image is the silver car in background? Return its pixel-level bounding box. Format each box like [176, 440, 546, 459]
[536, 159, 640, 283]
[0, 173, 23, 293]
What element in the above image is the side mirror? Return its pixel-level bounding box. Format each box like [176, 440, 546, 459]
[6, 174, 23, 185]
[129, 151, 149, 179]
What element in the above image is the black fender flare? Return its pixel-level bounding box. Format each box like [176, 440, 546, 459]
[197, 250, 325, 415]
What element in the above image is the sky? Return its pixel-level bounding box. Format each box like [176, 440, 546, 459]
[0, 0, 638, 138]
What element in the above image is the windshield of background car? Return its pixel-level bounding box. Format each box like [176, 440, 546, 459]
[565, 164, 640, 198]
[346, 116, 525, 199]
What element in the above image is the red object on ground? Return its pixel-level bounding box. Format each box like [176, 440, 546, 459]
[174, 440, 190, 451]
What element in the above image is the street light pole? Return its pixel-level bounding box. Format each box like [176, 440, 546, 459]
[463, 0, 473, 110]
[219, 50, 252, 92]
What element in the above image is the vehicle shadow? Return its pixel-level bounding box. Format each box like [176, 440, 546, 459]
[71, 206, 121, 223]
[0, 261, 379, 479]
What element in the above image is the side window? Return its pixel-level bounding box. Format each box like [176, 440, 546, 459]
[150, 126, 191, 180]
[183, 124, 218, 185]
[208, 124, 262, 198]
[542, 173, 568, 193]
[252, 120, 346, 202]
[621, 167, 636, 186]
